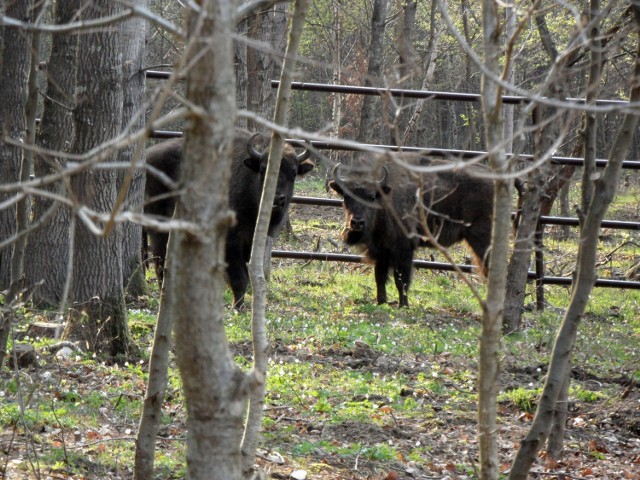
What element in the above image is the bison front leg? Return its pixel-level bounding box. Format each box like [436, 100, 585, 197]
[148, 230, 169, 286]
[226, 246, 249, 310]
[373, 256, 390, 305]
[392, 251, 414, 307]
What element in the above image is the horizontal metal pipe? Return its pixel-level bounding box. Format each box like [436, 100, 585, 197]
[273, 80, 631, 107]
[149, 131, 640, 169]
[291, 196, 342, 207]
[290, 196, 640, 230]
[146, 72, 628, 107]
[271, 250, 640, 289]
[145, 70, 173, 79]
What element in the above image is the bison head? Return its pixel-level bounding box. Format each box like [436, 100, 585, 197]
[244, 133, 314, 225]
[328, 162, 390, 244]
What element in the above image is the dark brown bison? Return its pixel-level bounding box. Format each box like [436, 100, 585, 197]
[328, 152, 494, 307]
[144, 128, 314, 308]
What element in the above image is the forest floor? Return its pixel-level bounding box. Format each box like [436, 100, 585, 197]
[1, 312, 639, 480]
[1, 176, 640, 479]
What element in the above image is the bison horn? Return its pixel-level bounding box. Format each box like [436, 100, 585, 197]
[332, 163, 345, 182]
[247, 132, 267, 160]
[297, 146, 311, 162]
[378, 165, 388, 185]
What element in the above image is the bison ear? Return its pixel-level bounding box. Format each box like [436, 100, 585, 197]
[379, 185, 392, 196]
[327, 180, 343, 195]
[297, 159, 315, 176]
[243, 156, 262, 173]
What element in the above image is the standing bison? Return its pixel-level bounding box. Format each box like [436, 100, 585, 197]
[328, 152, 494, 307]
[144, 128, 314, 308]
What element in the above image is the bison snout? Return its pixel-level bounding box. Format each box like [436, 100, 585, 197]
[273, 194, 287, 208]
[350, 218, 365, 231]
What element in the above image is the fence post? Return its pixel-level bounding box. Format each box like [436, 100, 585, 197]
[535, 222, 545, 310]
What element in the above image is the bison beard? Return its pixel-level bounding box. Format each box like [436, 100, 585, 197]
[144, 128, 314, 309]
[329, 153, 495, 307]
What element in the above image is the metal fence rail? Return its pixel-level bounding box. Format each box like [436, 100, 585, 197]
[150, 130, 640, 169]
[271, 250, 640, 290]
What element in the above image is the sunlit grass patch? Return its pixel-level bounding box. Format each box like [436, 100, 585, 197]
[499, 387, 540, 413]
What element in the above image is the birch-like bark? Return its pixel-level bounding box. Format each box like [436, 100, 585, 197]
[509, 6, 640, 478]
[171, 1, 249, 479]
[478, 1, 512, 478]
[242, 0, 309, 474]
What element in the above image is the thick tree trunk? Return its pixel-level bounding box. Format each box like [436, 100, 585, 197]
[24, 0, 79, 307]
[0, 1, 31, 290]
[120, 0, 148, 298]
[64, 0, 130, 358]
[172, 2, 249, 479]
[0, 0, 33, 366]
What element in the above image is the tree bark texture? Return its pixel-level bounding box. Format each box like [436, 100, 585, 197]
[330, 0, 342, 152]
[503, 108, 553, 331]
[242, 0, 309, 474]
[478, 1, 512, 478]
[134, 234, 175, 479]
[509, 6, 640, 478]
[246, 3, 288, 132]
[119, 0, 148, 298]
[546, 0, 602, 458]
[461, 0, 479, 151]
[0, 0, 31, 290]
[172, 2, 249, 479]
[503, 5, 582, 331]
[65, 0, 130, 358]
[389, 0, 416, 144]
[24, 0, 78, 307]
[356, 0, 388, 145]
[402, 1, 442, 145]
[0, 0, 33, 368]
[235, 14, 249, 130]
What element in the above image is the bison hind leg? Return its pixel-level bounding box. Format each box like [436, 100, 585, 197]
[464, 236, 490, 278]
